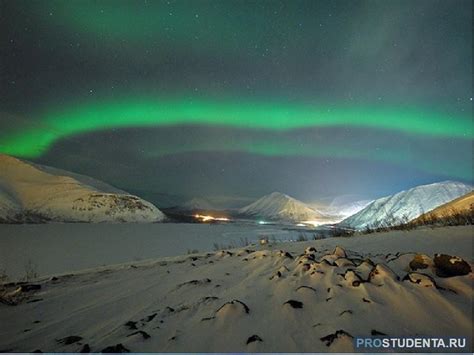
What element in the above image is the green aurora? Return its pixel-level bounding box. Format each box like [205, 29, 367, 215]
[0, 97, 471, 160]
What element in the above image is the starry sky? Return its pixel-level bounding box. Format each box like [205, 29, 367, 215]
[0, 0, 472, 207]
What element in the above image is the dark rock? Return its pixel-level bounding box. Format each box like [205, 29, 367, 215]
[216, 299, 250, 314]
[283, 300, 303, 309]
[56, 336, 83, 345]
[296, 285, 317, 292]
[433, 254, 471, 277]
[127, 330, 150, 340]
[362, 298, 371, 303]
[339, 310, 353, 316]
[403, 272, 438, 288]
[101, 344, 130, 353]
[177, 278, 211, 288]
[144, 313, 157, 322]
[371, 329, 387, 336]
[409, 254, 430, 270]
[20, 284, 41, 292]
[80, 344, 91, 353]
[246, 334, 263, 344]
[320, 330, 353, 346]
[26, 298, 43, 303]
[124, 321, 137, 330]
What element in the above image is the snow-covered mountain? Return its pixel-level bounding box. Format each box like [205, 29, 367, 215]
[322, 199, 373, 219]
[0, 154, 165, 223]
[340, 181, 472, 230]
[413, 191, 474, 223]
[181, 197, 215, 211]
[238, 192, 324, 222]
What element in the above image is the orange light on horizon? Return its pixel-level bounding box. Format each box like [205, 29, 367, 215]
[194, 214, 230, 222]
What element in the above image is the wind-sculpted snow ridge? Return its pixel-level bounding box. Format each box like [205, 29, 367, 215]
[239, 191, 324, 222]
[1, 238, 471, 352]
[0, 154, 164, 223]
[340, 181, 472, 230]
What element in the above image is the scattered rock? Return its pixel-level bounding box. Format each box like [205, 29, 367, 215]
[144, 313, 157, 322]
[296, 285, 317, 293]
[176, 278, 211, 288]
[215, 299, 250, 316]
[320, 330, 353, 346]
[56, 336, 83, 345]
[19, 284, 41, 292]
[216, 250, 233, 257]
[283, 300, 303, 309]
[334, 258, 354, 267]
[371, 329, 387, 336]
[433, 254, 471, 277]
[101, 343, 130, 353]
[409, 254, 432, 270]
[277, 250, 293, 259]
[343, 270, 363, 287]
[124, 321, 137, 330]
[369, 264, 399, 285]
[332, 246, 347, 258]
[403, 272, 437, 288]
[269, 271, 282, 280]
[246, 334, 263, 344]
[26, 298, 43, 303]
[127, 330, 150, 340]
[339, 310, 353, 316]
[362, 298, 371, 303]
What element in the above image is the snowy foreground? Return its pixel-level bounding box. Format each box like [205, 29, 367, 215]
[0, 226, 472, 352]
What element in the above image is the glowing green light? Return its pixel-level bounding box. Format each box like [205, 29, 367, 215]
[0, 96, 471, 160]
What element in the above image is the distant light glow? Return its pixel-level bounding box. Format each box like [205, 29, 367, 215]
[194, 214, 229, 222]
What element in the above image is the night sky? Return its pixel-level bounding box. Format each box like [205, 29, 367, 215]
[0, 0, 472, 206]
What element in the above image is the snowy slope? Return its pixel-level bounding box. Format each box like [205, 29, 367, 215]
[239, 192, 324, 222]
[413, 191, 474, 223]
[340, 181, 472, 230]
[0, 183, 21, 222]
[0, 154, 165, 223]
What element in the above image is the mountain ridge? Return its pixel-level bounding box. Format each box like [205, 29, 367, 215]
[238, 191, 324, 222]
[340, 181, 472, 230]
[0, 154, 164, 223]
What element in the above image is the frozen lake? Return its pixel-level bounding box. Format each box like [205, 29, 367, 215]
[0, 222, 316, 280]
